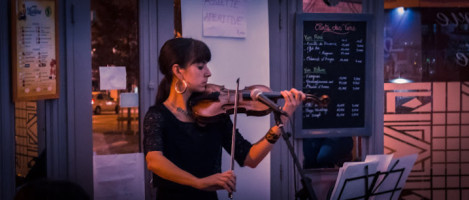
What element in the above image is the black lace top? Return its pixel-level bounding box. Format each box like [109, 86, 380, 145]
[143, 104, 253, 200]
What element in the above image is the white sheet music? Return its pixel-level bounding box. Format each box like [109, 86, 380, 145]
[371, 154, 417, 200]
[330, 161, 379, 200]
[364, 154, 394, 199]
[365, 154, 394, 173]
[330, 154, 417, 200]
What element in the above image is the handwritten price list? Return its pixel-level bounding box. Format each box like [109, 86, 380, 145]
[301, 21, 367, 129]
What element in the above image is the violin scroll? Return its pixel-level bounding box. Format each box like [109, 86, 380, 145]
[305, 94, 330, 107]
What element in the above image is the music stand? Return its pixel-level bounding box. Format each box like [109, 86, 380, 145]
[330, 160, 407, 200]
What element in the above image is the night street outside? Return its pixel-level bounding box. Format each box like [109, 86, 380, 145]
[92, 108, 140, 155]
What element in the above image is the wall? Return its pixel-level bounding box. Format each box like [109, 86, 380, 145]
[1, 0, 16, 199]
[181, 0, 271, 199]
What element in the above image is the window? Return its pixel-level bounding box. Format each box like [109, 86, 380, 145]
[91, 0, 140, 155]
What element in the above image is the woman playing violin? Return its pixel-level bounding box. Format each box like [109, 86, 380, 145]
[143, 37, 305, 200]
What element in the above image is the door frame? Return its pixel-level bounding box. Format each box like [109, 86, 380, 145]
[0, 0, 16, 199]
[138, 0, 174, 199]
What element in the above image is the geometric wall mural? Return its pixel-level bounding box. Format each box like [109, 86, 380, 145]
[15, 101, 38, 178]
[384, 82, 469, 200]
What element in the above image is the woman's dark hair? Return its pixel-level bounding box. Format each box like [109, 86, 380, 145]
[155, 38, 211, 105]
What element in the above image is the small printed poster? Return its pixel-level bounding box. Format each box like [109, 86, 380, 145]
[12, 0, 59, 101]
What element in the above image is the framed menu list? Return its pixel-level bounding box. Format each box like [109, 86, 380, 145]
[11, 0, 59, 101]
[294, 14, 373, 138]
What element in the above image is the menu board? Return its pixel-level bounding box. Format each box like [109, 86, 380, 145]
[294, 14, 372, 137]
[11, 0, 59, 101]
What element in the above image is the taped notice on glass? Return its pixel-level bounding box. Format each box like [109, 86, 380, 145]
[99, 66, 126, 90]
[120, 93, 139, 108]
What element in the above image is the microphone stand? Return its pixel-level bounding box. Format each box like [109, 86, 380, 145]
[274, 112, 317, 200]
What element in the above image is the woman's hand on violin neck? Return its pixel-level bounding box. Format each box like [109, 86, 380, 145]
[195, 170, 236, 193]
[280, 88, 306, 118]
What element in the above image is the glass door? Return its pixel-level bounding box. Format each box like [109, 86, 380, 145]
[91, 0, 140, 155]
[90, 1, 143, 199]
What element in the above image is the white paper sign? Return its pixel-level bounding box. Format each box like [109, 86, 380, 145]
[202, 0, 247, 38]
[120, 93, 139, 107]
[99, 66, 126, 90]
[93, 153, 145, 200]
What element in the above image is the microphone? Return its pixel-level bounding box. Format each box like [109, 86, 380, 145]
[243, 91, 283, 101]
[250, 89, 288, 115]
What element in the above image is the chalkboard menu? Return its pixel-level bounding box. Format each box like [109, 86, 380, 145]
[294, 14, 372, 137]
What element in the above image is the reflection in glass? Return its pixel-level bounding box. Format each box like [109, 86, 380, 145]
[91, 0, 139, 155]
[384, 4, 469, 199]
[303, 137, 358, 169]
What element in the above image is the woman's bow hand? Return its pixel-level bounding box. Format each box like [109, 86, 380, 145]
[195, 170, 236, 193]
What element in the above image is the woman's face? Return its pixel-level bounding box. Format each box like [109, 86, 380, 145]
[180, 62, 211, 93]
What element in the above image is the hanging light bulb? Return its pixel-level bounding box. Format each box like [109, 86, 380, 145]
[390, 72, 412, 84]
[397, 7, 405, 15]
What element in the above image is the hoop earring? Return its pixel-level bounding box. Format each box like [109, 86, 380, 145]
[175, 79, 187, 94]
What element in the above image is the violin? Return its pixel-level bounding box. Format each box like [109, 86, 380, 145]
[189, 83, 330, 124]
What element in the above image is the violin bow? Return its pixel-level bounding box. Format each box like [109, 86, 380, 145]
[229, 78, 240, 199]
